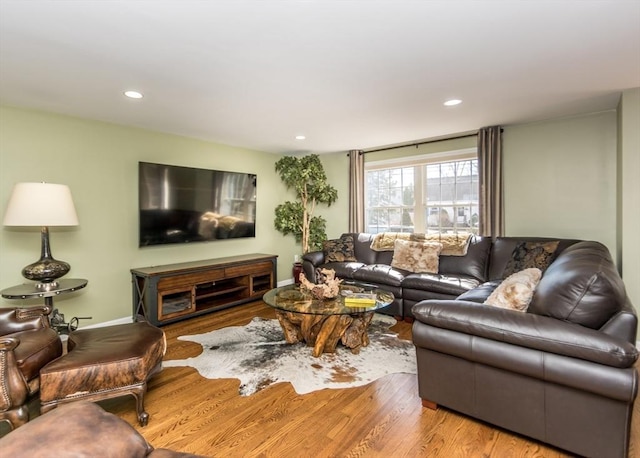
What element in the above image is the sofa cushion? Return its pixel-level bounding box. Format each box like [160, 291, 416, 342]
[402, 273, 480, 296]
[456, 281, 501, 303]
[323, 234, 357, 262]
[502, 240, 559, 278]
[352, 264, 406, 287]
[484, 268, 542, 311]
[321, 261, 366, 280]
[390, 239, 442, 273]
[528, 241, 626, 329]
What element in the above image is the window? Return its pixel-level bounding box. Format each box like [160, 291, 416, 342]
[365, 149, 478, 234]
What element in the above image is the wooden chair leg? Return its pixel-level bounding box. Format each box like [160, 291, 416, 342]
[422, 399, 438, 410]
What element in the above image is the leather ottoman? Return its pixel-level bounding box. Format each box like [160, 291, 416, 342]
[39, 320, 166, 426]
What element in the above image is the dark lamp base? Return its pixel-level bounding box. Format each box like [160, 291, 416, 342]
[21, 225, 72, 286]
[22, 258, 70, 284]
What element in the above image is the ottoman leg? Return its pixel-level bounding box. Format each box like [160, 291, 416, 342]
[131, 383, 149, 427]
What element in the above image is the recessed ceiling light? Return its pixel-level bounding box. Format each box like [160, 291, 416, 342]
[295, 135, 306, 140]
[124, 90, 143, 99]
[444, 99, 462, 106]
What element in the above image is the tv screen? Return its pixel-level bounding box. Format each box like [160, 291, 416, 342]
[139, 162, 256, 247]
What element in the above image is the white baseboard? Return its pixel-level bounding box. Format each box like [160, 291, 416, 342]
[277, 278, 294, 287]
[81, 316, 134, 329]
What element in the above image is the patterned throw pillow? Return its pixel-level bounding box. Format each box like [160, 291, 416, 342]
[323, 235, 357, 262]
[390, 239, 443, 274]
[502, 241, 559, 278]
[484, 268, 542, 312]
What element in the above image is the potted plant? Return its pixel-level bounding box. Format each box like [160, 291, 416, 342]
[274, 155, 338, 281]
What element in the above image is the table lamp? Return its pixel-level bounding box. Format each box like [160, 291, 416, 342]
[3, 182, 79, 291]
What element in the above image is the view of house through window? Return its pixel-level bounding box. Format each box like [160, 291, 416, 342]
[365, 149, 479, 234]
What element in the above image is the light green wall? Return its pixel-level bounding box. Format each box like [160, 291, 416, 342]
[618, 88, 640, 316]
[502, 111, 618, 260]
[3, 103, 637, 330]
[0, 105, 303, 325]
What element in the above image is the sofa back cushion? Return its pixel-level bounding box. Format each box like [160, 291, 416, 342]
[439, 236, 492, 282]
[347, 233, 378, 265]
[487, 237, 580, 280]
[528, 241, 626, 329]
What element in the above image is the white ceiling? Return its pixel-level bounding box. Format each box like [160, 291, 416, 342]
[1, 1, 639, 155]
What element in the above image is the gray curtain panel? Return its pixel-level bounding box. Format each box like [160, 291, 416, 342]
[348, 149, 365, 232]
[478, 126, 504, 237]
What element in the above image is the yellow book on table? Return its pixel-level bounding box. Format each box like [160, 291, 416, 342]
[343, 293, 377, 307]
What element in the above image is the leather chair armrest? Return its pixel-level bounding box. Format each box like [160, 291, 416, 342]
[0, 336, 19, 352]
[412, 300, 639, 368]
[0, 336, 30, 412]
[0, 306, 52, 335]
[16, 305, 53, 321]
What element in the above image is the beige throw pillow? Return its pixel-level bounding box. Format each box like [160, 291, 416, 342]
[391, 239, 443, 274]
[370, 232, 471, 256]
[484, 268, 542, 312]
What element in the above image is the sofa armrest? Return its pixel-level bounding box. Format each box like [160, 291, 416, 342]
[599, 298, 638, 343]
[302, 250, 325, 266]
[301, 251, 326, 283]
[412, 300, 639, 368]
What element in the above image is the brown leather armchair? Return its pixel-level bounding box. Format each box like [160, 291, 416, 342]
[0, 401, 207, 457]
[0, 306, 62, 430]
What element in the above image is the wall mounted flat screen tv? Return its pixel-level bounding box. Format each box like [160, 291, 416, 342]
[139, 162, 257, 247]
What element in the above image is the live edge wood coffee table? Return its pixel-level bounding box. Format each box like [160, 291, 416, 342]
[263, 282, 393, 357]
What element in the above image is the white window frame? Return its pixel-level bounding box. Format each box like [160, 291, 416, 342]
[365, 148, 478, 234]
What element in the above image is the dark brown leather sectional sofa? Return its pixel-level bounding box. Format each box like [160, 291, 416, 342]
[302, 233, 579, 319]
[303, 233, 639, 457]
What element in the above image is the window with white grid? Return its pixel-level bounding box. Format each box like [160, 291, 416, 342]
[365, 149, 478, 234]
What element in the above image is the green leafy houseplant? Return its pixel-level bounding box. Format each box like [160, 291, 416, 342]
[274, 154, 338, 254]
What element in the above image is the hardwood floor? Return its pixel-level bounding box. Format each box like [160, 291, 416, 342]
[4, 301, 640, 457]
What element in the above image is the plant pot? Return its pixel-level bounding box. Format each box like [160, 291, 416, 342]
[292, 262, 304, 284]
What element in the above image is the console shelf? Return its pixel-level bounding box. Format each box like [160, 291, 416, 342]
[131, 253, 277, 326]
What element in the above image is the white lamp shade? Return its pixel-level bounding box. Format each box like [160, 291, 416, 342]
[3, 182, 79, 226]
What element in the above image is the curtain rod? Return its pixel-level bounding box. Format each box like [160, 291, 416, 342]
[361, 132, 478, 154]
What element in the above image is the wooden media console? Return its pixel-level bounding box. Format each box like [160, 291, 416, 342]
[131, 253, 277, 326]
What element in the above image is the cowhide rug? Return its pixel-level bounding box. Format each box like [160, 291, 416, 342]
[163, 314, 416, 396]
